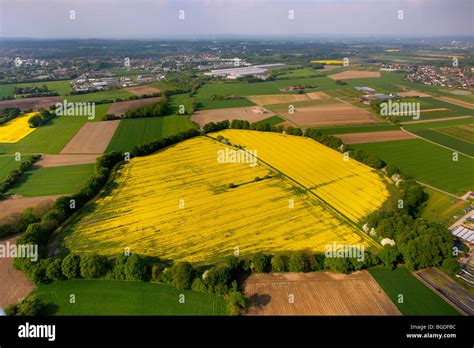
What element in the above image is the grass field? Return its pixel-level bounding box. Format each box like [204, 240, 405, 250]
[421, 187, 468, 224]
[8, 163, 95, 197]
[0, 155, 32, 182]
[255, 115, 286, 126]
[0, 80, 73, 98]
[32, 280, 227, 315]
[0, 104, 110, 155]
[0, 112, 37, 143]
[354, 139, 473, 195]
[106, 116, 195, 152]
[67, 89, 134, 103]
[59, 136, 377, 265]
[414, 129, 473, 156]
[368, 267, 460, 315]
[403, 117, 474, 131]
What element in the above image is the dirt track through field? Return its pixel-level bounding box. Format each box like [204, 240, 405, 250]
[191, 106, 275, 127]
[36, 154, 99, 167]
[0, 96, 61, 111]
[335, 130, 416, 144]
[0, 195, 62, 221]
[244, 272, 400, 315]
[282, 103, 377, 127]
[328, 70, 381, 80]
[107, 97, 162, 116]
[0, 234, 35, 308]
[60, 120, 120, 154]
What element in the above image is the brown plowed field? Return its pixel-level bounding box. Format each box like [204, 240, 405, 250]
[36, 154, 99, 167]
[335, 130, 416, 144]
[0, 235, 35, 308]
[328, 70, 381, 80]
[244, 272, 400, 316]
[191, 106, 275, 127]
[0, 195, 61, 221]
[60, 120, 120, 154]
[107, 97, 162, 116]
[125, 86, 160, 97]
[247, 94, 309, 106]
[0, 96, 62, 111]
[397, 90, 432, 97]
[281, 103, 377, 127]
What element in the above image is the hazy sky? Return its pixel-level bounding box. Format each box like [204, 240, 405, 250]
[0, 0, 472, 39]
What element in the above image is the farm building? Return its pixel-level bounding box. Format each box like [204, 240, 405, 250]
[355, 86, 375, 93]
[450, 225, 474, 245]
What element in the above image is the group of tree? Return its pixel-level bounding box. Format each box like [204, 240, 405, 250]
[28, 109, 54, 128]
[0, 155, 41, 200]
[0, 202, 52, 239]
[14, 85, 58, 97]
[0, 107, 21, 125]
[210, 94, 244, 101]
[123, 97, 168, 118]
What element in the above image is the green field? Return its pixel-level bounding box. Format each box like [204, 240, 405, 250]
[0, 80, 73, 98]
[106, 115, 196, 152]
[0, 104, 110, 155]
[255, 115, 286, 126]
[0, 155, 32, 181]
[421, 187, 468, 224]
[32, 280, 227, 315]
[8, 163, 95, 197]
[403, 117, 474, 131]
[414, 129, 474, 156]
[197, 97, 255, 110]
[436, 124, 474, 143]
[353, 139, 473, 195]
[67, 89, 134, 103]
[369, 267, 460, 316]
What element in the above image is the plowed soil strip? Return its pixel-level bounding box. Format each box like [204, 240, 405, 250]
[191, 106, 275, 127]
[0, 96, 62, 111]
[0, 235, 35, 307]
[0, 195, 62, 220]
[335, 130, 417, 144]
[60, 120, 120, 154]
[244, 272, 400, 316]
[36, 154, 99, 167]
[126, 86, 161, 97]
[328, 70, 381, 80]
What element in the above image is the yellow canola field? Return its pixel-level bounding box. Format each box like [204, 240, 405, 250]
[62, 136, 373, 265]
[311, 60, 344, 65]
[211, 130, 391, 222]
[0, 112, 37, 143]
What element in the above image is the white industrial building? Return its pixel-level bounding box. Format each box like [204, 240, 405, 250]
[205, 64, 285, 79]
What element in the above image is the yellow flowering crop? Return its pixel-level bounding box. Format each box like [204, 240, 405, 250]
[211, 130, 391, 223]
[311, 60, 344, 65]
[0, 112, 37, 143]
[62, 136, 375, 265]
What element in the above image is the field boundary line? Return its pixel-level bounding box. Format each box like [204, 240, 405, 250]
[415, 180, 465, 201]
[412, 270, 470, 316]
[400, 127, 474, 159]
[206, 134, 381, 250]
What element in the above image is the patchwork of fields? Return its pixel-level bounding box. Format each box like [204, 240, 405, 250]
[59, 135, 380, 265]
